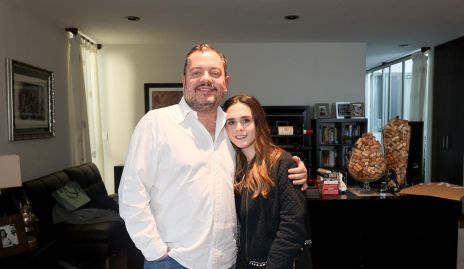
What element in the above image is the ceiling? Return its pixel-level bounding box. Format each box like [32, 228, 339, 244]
[9, 0, 464, 69]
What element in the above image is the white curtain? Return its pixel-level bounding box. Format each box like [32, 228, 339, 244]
[67, 32, 104, 177]
[409, 51, 428, 120]
[409, 50, 431, 182]
[423, 49, 434, 182]
[67, 32, 91, 165]
[80, 37, 105, 175]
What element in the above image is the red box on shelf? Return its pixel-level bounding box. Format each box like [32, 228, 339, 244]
[321, 184, 339, 195]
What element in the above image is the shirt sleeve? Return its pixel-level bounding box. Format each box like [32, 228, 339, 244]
[267, 153, 307, 268]
[118, 113, 168, 260]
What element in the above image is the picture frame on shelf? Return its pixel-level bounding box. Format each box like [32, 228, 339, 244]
[350, 102, 365, 118]
[6, 59, 55, 141]
[144, 83, 183, 113]
[335, 102, 351, 119]
[314, 103, 330, 118]
[0, 214, 29, 257]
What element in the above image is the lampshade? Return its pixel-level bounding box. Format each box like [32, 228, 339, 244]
[0, 154, 22, 188]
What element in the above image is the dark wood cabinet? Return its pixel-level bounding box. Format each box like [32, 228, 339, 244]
[432, 37, 464, 185]
[306, 191, 461, 269]
[262, 106, 312, 168]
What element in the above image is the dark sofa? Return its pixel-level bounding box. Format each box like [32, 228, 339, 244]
[22, 162, 142, 268]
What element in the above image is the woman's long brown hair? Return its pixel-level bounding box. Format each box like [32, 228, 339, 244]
[223, 95, 283, 198]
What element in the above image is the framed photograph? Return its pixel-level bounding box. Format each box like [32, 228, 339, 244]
[0, 214, 29, 257]
[351, 102, 365, 118]
[314, 103, 330, 118]
[335, 102, 351, 119]
[6, 59, 55, 141]
[144, 83, 183, 113]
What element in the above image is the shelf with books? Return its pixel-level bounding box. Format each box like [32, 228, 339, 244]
[311, 118, 367, 177]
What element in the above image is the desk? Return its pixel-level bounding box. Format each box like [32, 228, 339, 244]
[305, 189, 462, 269]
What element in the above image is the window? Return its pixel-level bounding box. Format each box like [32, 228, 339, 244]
[366, 51, 430, 182]
[365, 56, 418, 143]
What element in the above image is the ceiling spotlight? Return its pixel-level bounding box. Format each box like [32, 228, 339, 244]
[126, 16, 141, 21]
[284, 15, 300, 20]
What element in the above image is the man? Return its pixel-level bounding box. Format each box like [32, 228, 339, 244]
[119, 44, 308, 269]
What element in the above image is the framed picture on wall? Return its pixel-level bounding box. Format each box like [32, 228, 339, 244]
[6, 59, 55, 141]
[314, 103, 331, 118]
[144, 83, 183, 113]
[335, 102, 351, 119]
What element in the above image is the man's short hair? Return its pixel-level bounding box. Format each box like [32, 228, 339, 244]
[183, 43, 228, 75]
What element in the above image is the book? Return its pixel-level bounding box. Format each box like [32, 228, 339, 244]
[321, 184, 339, 190]
[321, 188, 339, 195]
[322, 180, 339, 185]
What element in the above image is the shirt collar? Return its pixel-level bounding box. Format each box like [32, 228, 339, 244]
[178, 97, 195, 121]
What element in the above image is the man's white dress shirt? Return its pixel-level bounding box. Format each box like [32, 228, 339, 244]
[119, 98, 237, 269]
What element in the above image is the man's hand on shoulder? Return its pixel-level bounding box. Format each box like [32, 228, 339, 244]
[288, 156, 309, 191]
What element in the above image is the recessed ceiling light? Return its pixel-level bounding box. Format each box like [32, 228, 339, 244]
[126, 16, 140, 21]
[284, 15, 300, 20]
[399, 44, 409, 47]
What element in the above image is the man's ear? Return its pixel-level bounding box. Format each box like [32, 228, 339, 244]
[224, 75, 230, 93]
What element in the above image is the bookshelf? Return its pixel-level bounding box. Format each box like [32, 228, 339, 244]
[262, 106, 312, 168]
[311, 118, 367, 176]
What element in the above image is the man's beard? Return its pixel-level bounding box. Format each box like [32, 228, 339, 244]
[185, 87, 225, 112]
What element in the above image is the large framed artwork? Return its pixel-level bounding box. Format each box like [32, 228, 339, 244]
[6, 59, 55, 141]
[144, 83, 183, 113]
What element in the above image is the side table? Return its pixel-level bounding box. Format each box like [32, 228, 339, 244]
[0, 239, 58, 269]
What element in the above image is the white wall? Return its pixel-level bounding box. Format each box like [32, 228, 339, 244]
[224, 43, 365, 105]
[0, 2, 71, 181]
[100, 43, 365, 193]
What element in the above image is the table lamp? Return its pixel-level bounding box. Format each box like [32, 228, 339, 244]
[0, 154, 22, 194]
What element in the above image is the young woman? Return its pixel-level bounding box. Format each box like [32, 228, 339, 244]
[223, 95, 311, 269]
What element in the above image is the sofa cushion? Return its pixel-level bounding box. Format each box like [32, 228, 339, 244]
[63, 163, 108, 198]
[52, 206, 122, 225]
[56, 222, 129, 261]
[53, 216, 128, 261]
[63, 163, 118, 211]
[23, 171, 72, 237]
[61, 221, 126, 244]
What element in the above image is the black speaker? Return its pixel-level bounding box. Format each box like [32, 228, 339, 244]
[114, 165, 124, 193]
[406, 121, 424, 185]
